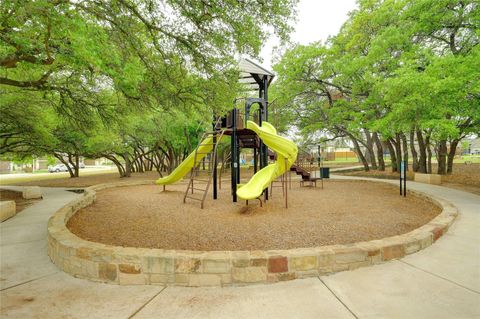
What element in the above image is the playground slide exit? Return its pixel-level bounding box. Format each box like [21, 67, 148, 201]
[236, 121, 298, 200]
[155, 136, 221, 185]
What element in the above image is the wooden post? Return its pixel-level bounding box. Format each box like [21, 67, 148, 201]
[289, 169, 292, 190]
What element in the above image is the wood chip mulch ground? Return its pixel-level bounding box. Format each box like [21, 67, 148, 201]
[67, 180, 441, 251]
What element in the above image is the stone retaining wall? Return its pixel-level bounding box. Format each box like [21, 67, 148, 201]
[47, 180, 458, 287]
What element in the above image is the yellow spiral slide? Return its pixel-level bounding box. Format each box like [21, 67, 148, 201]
[236, 121, 298, 200]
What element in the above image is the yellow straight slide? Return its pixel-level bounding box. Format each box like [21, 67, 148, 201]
[237, 121, 298, 200]
[155, 136, 220, 185]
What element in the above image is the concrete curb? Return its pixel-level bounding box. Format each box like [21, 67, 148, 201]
[47, 179, 458, 287]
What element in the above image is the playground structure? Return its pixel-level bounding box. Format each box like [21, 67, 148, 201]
[47, 63, 450, 289]
[156, 59, 324, 208]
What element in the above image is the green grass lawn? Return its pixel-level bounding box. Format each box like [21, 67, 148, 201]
[33, 169, 49, 174]
[0, 168, 117, 185]
[454, 155, 480, 164]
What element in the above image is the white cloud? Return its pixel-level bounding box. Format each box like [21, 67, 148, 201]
[260, 0, 357, 69]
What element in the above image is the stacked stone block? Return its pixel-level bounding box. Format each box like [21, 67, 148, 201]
[47, 181, 458, 287]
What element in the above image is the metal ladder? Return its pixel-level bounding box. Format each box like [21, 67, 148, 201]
[183, 129, 225, 209]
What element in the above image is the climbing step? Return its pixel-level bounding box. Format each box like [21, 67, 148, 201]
[183, 123, 225, 209]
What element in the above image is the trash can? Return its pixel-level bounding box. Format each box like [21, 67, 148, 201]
[320, 167, 330, 178]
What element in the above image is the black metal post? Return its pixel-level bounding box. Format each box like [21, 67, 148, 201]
[231, 108, 237, 202]
[258, 94, 264, 171]
[400, 160, 405, 196]
[262, 76, 269, 200]
[253, 147, 258, 173]
[403, 160, 407, 197]
[400, 166, 403, 195]
[237, 138, 241, 184]
[212, 119, 218, 200]
[264, 75, 269, 121]
[318, 145, 321, 178]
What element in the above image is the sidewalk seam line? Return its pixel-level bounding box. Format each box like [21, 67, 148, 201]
[0, 238, 49, 246]
[399, 259, 480, 294]
[128, 286, 167, 318]
[318, 276, 359, 319]
[0, 271, 59, 291]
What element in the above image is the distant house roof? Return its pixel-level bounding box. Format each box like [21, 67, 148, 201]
[238, 58, 274, 91]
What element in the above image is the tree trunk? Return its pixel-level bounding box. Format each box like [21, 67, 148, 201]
[67, 154, 78, 178]
[350, 136, 370, 171]
[437, 140, 448, 175]
[74, 154, 80, 177]
[427, 146, 433, 173]
[373, 132, 385, 171]
[416, 130, 427, 173]
[124, 153, 131, 177]
[184, 127, 193, 153]
[410, 130, 418, 172]
[447, 139, 460, 174]
[390, 133, 402, 172]
[426, 133, 432, 173]
[394, 134, 403, 170]
[401, 133, 408, 171]
[167, 148, 175, 173]
[384, 139, 397, 172]
[364, 129, 377, 170]
[136, 148, 146, 173]
[105, 155, 126, 177]
[54, 153, 76, 178]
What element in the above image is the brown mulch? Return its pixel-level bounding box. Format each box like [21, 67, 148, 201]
[67, 180, 441, 251]
[0, 190, 40, 213]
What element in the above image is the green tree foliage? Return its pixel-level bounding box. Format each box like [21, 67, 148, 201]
[272, 0, 479, 174]
[1, 0, 297, 114]
[1, 0, 298, 177]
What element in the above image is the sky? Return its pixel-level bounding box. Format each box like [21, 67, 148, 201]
[260, 0, 358, 69]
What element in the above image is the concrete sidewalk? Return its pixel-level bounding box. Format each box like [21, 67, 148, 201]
[0, 180, 479, 318]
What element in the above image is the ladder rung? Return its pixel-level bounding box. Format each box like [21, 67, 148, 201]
[192, 178, 210, 182]
[185, 196, 203, 201]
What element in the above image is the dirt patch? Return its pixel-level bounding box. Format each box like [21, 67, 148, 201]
[0, 190, 40, 213]
[67, 180, 441, 251]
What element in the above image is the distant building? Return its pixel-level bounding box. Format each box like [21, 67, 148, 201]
[0, 158, 50, 173]
[0, 161, 13, 173]
[467, 138, 480, 155]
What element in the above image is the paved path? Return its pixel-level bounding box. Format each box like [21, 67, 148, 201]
[329, 165, 363, 172]
[0, 179, 479, 318]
